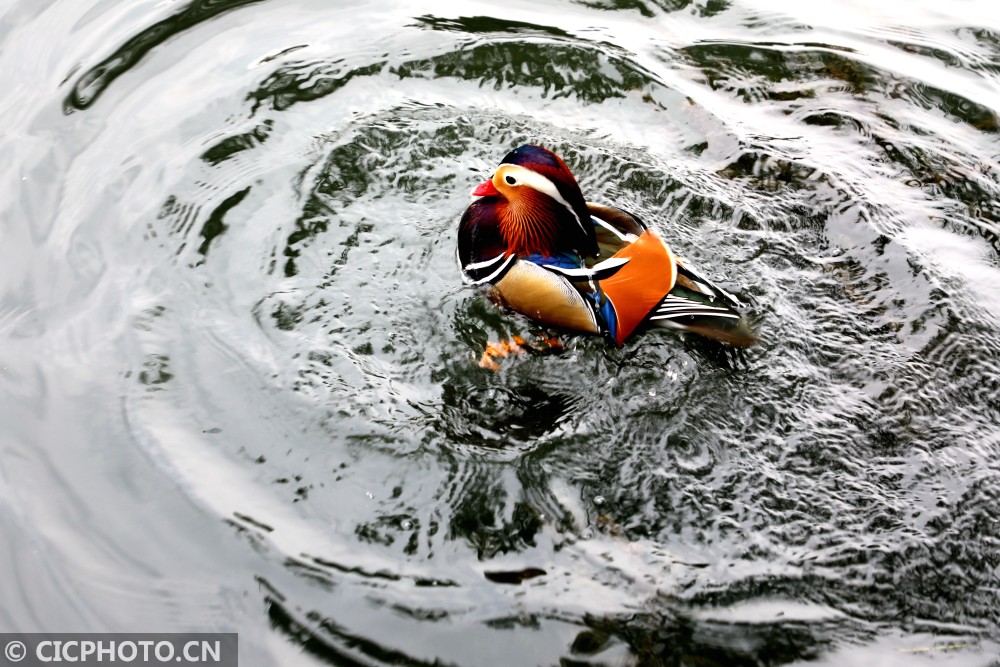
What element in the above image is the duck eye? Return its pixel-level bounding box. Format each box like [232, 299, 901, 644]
[505, 175, 517, 185]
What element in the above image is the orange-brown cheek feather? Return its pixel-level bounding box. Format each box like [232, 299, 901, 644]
[499, 197, 559, 257]
[600, 230, 678, 346]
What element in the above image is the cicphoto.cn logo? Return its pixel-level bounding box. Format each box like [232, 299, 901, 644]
[4, 640, 27, 662]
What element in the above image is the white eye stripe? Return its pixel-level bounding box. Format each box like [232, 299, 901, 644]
[498, 163, 589, 237]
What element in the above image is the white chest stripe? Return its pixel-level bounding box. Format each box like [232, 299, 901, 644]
[464, 255, 507, 271]
[463, 253, 516, 286]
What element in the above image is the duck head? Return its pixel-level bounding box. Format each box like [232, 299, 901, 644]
[471, 145, 599, 259]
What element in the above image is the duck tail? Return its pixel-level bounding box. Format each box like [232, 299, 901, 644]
[646, 260, 758, 348]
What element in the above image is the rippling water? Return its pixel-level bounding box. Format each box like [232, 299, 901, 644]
[3, 0, 1000, 664]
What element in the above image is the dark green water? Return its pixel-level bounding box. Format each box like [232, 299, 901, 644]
[2, 0, 1000, 664]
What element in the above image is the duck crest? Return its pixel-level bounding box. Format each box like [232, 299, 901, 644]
[502, 145, 562, 168]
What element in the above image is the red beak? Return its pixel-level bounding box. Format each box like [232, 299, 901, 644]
[472, 179, 500, 197]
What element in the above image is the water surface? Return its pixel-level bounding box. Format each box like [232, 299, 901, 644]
[2, 0, 1000, 664]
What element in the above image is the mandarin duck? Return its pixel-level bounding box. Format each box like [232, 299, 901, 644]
[457, 145, 757, 358]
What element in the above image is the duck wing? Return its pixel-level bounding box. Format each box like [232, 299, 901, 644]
[586, 204, 757, 347]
